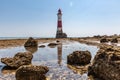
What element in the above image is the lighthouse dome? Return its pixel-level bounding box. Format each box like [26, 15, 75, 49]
[58, 9, 62, 14]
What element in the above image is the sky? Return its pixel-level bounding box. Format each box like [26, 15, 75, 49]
[0, 0, 120, 37]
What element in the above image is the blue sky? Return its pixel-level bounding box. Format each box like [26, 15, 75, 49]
[0, 0, 120, 37]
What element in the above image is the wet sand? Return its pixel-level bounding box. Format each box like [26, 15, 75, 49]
[0, 37, 120, 49]
[0, 39, 54, 49]
[0, 39, 98, 80]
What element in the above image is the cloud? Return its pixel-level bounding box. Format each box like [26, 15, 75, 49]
[69, 1, 73, 7]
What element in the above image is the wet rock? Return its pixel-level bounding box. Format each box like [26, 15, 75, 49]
[39, 45, 45, 48]
[56, 40, 60, 43]
[67, 51, 91, 65]
[48, 43, 58, 47]
[88, 46, 120, 80]
[100, 38, 108, 43]
[24, 37, 38, 47]
[111, 38, 118, 43]
[1, 52, 33, 68]
[16, 65, 49, 80]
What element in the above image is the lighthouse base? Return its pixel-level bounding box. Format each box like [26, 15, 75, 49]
[56, 32, 67, 38]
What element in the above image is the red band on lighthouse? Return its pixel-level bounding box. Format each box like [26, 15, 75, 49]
[58, 21, 62, 28]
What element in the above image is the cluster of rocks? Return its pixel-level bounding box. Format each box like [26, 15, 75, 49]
[100, 37, 118, 43]
[67, 50, 92, 65]
[88, 46, 120, 80]
[1, 37, 49, 80]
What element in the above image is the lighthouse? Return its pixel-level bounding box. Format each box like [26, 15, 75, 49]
[56, 9, 67, 38]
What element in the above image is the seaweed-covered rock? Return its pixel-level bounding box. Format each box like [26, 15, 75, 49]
[56, 40, 60, 43]
[67, 51, 91, 65]
[88, 46, 120, 80]
[24, 37, 38, 47]
[111, 38, 118, 43]
[1, 52, 33, 68]
[39, 45, 45, 48]
[16, 65, 49, 80]
[48, 43, 58, 46]
[100, 38, 108, 43]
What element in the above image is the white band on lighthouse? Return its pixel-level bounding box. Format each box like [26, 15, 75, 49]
[58, 15, 62, 21]
[58, 28, 62, 31]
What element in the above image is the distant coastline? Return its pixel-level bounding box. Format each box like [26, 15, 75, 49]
[0, 37, 55, 40]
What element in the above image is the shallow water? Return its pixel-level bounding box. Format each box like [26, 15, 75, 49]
[0, 40, 98, 80]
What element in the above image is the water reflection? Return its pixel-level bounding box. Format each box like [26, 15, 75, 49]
[57, 43, 62, 66]
[1, 66, 16, 75]
[67, 64, 89, 75]
[25, 46, 38, 53]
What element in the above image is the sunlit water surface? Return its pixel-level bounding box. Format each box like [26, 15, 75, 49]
[0, 40, 99, 80]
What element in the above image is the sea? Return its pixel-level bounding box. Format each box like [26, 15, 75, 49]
[0, 37, 54, 40]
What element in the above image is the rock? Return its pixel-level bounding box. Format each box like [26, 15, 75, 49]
[1, 52, 33, 68]
[111, 38, 118, 43]
[100, 38, 108, 43]
[39, 45, 45, 48]
[24, 37, 38, 47]
[88, 46, 120, 80]
[48, 43, 58, 46]
[16, 65, 49, 80]
[67, 50, 92, 65]
[56, 40, 60, 43]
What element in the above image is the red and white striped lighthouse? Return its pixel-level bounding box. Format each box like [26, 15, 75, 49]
[57, 9, 63, 33]
[56, 9, 67, 38]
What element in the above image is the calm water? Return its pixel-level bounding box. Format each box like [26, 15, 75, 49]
[0, 40, 98, 80]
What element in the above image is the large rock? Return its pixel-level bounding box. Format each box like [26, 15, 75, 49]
[111, 38, 118, 43]
[88, 46, 120, 80]
[16, 65, 49, 80]
[39, 45, 45, 48]
[67, 51, 92, 65]
[100, 38, 108, 43]
[48, 43, 58, 48]
[24, 37, 38, 47]
[1, 52, 33, 68]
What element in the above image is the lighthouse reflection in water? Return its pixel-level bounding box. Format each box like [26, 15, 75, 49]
[57, 43, 62, 66]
